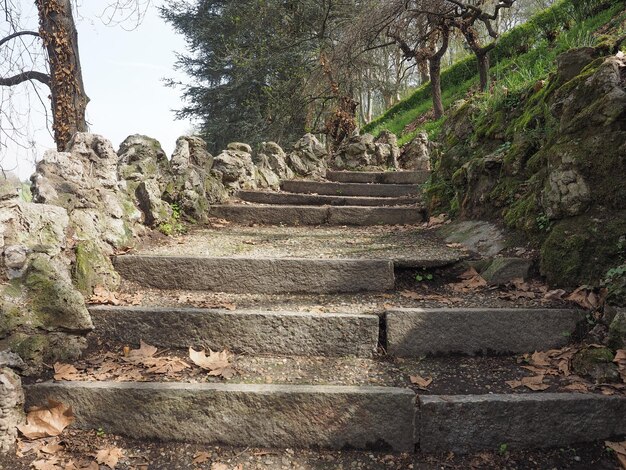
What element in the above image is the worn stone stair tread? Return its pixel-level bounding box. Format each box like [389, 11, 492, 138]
[418, 393, 626, 452]
[280, 180, 422, 198]
[386, 308, 585, 356]
[325, 171, 430, 185]
[208, 204, 427, 226]
[24, 382, 626, 453]
[25, 381, 416, 452]
[89, 306, 379, 357]
[113, 255, 395, 293]
[237, 190, 423, 207]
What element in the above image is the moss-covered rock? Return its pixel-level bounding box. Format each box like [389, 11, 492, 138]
[608, 309, 626, 349]
[572, 346, 620, 383]
[24, 255, 93, 332]
[540, 214, 626, 287]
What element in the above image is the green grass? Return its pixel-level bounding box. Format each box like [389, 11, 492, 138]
[363, 0, 625, 142]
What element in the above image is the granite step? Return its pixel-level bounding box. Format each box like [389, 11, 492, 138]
[208, 204, 427, 226]
[237, 190, 422, 207]
[325, 171, 430, 185]
[113, 256, 395, 294]
[280, 180, 422, 198]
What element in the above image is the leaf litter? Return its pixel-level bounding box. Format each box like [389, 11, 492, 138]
[506, 346, 626, 394]
[52, 341, 237, 383]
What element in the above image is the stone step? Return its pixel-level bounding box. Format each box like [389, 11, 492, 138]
[326, 171, 430, 185]
[24, 382, 625, 453]
[281, 180, 422, 198]
[237, 190, 422, 207]
[208, 205, 426, 226]
[113, 256, 395, 294]
[419, 393, 626, 453]
[386, 308, 585, 357]
[90, 306, 379, 357]
[25, 382, 416, 452]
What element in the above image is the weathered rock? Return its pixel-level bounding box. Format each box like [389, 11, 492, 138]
[254, 142, 293, 189]
[166, 136, 228, 221]
[0, 368, 24, 453]
[0, 174, 20, 201]
[375, 131, 401, 168]
[572, 347, 620, 384]
[26, 381, 416, 451]
[543, 167, 591, 219]
[213, 147, 257, 191]
[227, 142, 252, 153]
[287, 134, 327, 176]
[480, 257, 533, 285]
[439, 221, 505, 258]
[556, 47, 600, 83]
[400, 132, 431, 171]
[118, 134, 173, 226]
[332, 133, 386, 170]
[609, 309, 626, 349]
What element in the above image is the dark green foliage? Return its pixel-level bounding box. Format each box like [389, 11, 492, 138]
[161, 1, 346, 153]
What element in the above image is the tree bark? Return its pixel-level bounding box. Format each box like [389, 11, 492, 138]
[477, 51, 490, 91]
[429, 57, 444, 119]
[36, 0, 89, 151]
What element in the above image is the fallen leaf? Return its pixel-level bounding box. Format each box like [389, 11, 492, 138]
[189, 347, 235, 378]
[193, 452, 212, 464]
[123, 340, 158, 365]
[211, 463, 229, 470]
[410, 375, 433, 389]
[53, 363, 80, 381]
[40, 442, 64, 455]
[521, 375, 550, 391]
[544, 289, 567, 301]
[563, 382, 589, 393]
[399, 290, 421, 300]
[605, 441, 626, 469]
[88, 285, 120, 306]
[32, 457, 62, 470]
[530, 351, 551, 367]
[95, 446, 124, 469]
[18, 400, 75, 439]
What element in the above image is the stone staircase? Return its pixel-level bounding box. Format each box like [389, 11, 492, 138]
[209, 170, 429, 226]
[23, 171, 626, 459]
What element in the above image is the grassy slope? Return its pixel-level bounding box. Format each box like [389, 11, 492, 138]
[362, 0, 626, 146]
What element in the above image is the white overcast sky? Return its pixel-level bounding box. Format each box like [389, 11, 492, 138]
[6, 1, 192, 180]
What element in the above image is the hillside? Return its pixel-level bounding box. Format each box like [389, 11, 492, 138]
[364, 0, 626, 291]
[363, 0, 626, 145]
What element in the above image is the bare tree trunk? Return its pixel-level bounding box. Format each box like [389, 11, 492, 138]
[429, 57, 444, 119]
[477, 51, 490, 91]
[418, 60, 429, 85]
[36, 0, 89, 151]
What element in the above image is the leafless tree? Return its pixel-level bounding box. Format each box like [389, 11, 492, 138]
[0, 0, 151, 154]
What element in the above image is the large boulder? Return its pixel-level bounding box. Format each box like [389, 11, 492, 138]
[118, 134, 174, 227]
[287, 134, 327, 176]
[166, 136, 228, 221]
[400, 132, 431, 171]
[213, 144, 257, 191]
[254, 142, 293, 189]
[331, 132, 400, 170]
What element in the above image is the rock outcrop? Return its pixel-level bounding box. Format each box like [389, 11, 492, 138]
[330, 132, 400, 171]
[287, 134, 327, 176]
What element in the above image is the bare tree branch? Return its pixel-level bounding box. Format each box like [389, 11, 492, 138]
[0, 31, 40, 49]
[0, 70, 50, 87]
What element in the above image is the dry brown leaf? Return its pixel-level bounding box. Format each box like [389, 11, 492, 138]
[544, 289, 567, 301]
[32, 457, 62, 470]
[88, 285, 120, 306]
[95, 446, 124, 469]
[449, 268, 487, 292]
[427, 214, 447, 227]
[123, 340, 158, 364]
[189, 347, 235, 378]
[399, 290, 421, 300]
[410, 375, 433, 389]
[192, 451, 212, 464]
[211, 463, 229, 470]
[521, 375, 550, 391]
[53, 363, 80, 381]
[563, 382, 589, 393]
[40, 442, 64, 455]
[145, 357, 190, 375]
[566, 286, 607, 310]
[18, 400, 75, 440]
[605, 441, 626, 469]
[530, 351, 551, 367]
